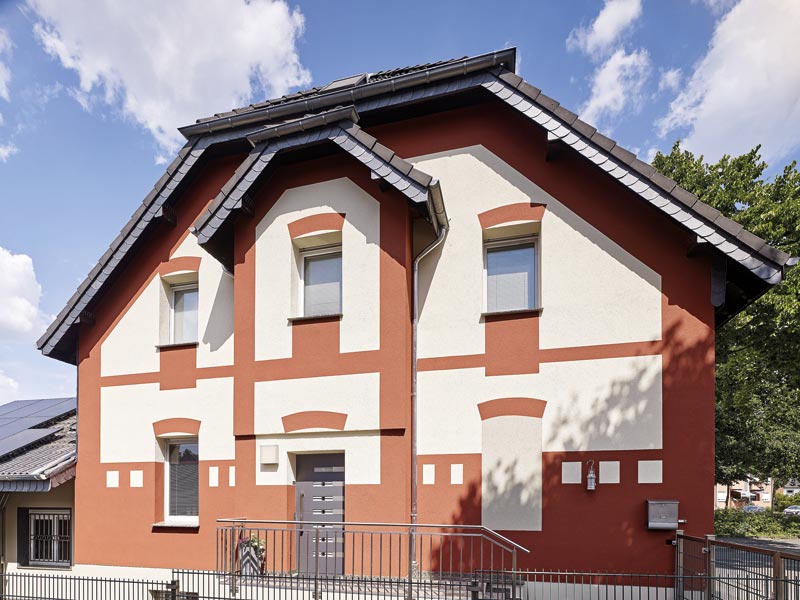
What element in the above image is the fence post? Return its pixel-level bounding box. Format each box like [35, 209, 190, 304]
[773, 551, 785, 600]
[675, 529, 684, 600]
[168, 579, 179, 600]
[705, 534, 716, 600]
[314, 528, 320, 600]
[406, 525, 414, 600]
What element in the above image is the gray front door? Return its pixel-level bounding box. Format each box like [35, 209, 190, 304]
[295, 454, 345, 576]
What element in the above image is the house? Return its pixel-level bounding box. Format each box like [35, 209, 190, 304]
[35, 48, 795, 578]
[0, 398, 76, 573]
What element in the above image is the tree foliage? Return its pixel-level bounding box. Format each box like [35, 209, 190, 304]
[652, 142, 800, 485]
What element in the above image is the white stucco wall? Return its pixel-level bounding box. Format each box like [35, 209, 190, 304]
[412, 146, 662, 358]
[417, 354, 663, 455]
[255, 432, 381, 486]
[254, 178, 381, 360]
[254, 372, 380, 435]
[482, 416, 542, 531]
[99, 378, 235, 463]
[100, 233, 234, 377]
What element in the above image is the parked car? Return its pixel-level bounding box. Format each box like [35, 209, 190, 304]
[783, 505, 800, 516]
[742, 505, 766, 513]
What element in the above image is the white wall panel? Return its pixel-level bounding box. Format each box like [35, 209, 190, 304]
[100, 378, 235, 463]
[418, 355, 662, 455]
[411, 146, 661, 357]
[254, 372, 380, 435]
[255, 178, 380, 360]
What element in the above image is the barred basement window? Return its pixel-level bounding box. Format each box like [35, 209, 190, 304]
[28, 509, 72, 567]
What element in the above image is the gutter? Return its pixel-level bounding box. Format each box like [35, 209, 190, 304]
[178, 49, 516, 138]
[410, 179, 448, 563]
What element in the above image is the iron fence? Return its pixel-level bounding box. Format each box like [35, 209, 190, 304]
[0, 571, 177, 599]
[677, 533, 800, 600]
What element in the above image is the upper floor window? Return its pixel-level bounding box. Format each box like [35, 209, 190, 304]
[302, 247, 342, 317]
[170, 284, 198, 344]
[166, 439, 199, 523]
[485, 238, 537, 313]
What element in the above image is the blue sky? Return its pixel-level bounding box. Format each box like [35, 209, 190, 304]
[0, 0, 797, 401]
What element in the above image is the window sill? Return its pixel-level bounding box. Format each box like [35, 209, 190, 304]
[481, 307, 543, 318]
[152, 519, 199, 529]
[18, 564, 72, 571]
[155, 341, 199, 351]
[287, 313, 343, 324]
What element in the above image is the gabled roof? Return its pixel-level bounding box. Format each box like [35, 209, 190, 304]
[191, 106, 444, 266]
[0, 397, 77, 492]
[38, 47, 795, 364]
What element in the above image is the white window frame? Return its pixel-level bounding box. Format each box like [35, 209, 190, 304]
[163, 437, 200, 526]
[299, 244, 343, 317]
[28, 508, 72, 567]
[169, 283, 199, 344]
[483, 236, 539, 313]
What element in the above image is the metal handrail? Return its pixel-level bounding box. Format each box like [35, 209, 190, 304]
[216, 517, 531, 554]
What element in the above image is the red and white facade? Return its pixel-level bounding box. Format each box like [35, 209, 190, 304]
[33, 50, 792, 579]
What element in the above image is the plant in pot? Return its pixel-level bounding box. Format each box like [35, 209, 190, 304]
[238, 533, 266, 576]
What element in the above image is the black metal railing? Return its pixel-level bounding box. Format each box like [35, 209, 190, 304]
[677, 532, 800, 600]
[0, 572, 178, 599]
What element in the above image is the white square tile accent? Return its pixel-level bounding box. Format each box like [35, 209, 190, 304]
[106, 470, 119, 488]
[638, 460, 663, 484]
[129, 470, 143, 488]
[229, 466, 236, 487]
[450, 463, 464, 485]
[599, 461, 620, 484]
[561, 462, 582, 484]
[209, 466, 219, 487]
[422, 464, 435, 485]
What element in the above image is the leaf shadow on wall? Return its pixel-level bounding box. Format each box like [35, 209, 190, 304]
[434, 317, 714, 570]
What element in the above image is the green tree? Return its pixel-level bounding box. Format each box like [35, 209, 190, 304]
[652, 142, 800, 489]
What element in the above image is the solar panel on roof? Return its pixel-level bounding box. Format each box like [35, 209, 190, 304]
[0, 428, 58, 460]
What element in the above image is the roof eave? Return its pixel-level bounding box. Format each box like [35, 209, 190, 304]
[177, 48, 516, 138]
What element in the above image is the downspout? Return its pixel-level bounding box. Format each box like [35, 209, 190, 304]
[411, 180, 448, 569]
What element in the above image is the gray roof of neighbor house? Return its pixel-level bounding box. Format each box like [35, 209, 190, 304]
[37, 47, 796, 365]
[0, 397, 77, 493]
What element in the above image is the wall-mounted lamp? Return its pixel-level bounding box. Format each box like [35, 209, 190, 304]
[586, 460, 597, 491]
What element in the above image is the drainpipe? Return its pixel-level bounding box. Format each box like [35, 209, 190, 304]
[410, 180, 448, 571]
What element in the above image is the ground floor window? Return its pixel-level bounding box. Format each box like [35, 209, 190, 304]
[166, 439, 199, 522]
[19, 509, 72, 567]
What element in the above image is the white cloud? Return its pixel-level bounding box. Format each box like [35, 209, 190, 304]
[0, 246, 46, 340]
[26, 0, 311, 157]
[580, 48, 650, 129]
[657, 0, 800, 162]
[658, 68, 682, 93]
[0, 370, 19, 404]
[567, 0, 642, 57]
[0, 28, 12, 101]
[0, 142, 18, 162]
[693, 0, 738, 15]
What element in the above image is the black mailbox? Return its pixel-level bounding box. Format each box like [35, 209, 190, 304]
[647, 499, 679, 530]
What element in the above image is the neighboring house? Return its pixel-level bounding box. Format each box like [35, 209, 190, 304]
[36, 48, 795, 577]
[715, 479, 773, 508]
[780, 479, 800, 496]
[0, 398, 76, 574]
